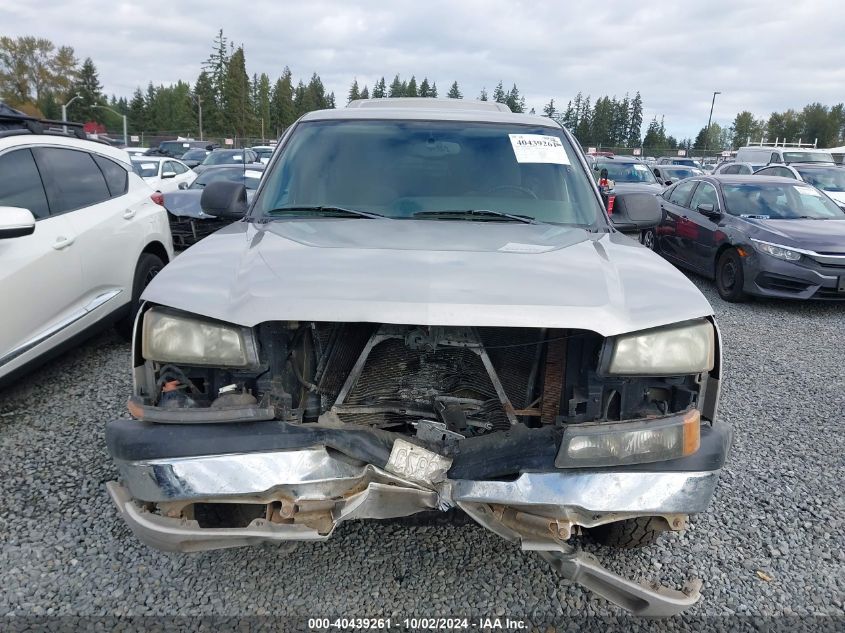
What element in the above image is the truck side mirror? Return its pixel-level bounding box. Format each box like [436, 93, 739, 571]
[610, 193, 662, 233]
[200, 181, 248, 219]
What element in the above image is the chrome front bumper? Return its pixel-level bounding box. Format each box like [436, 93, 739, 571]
[108, 445, 724, 616]
[109, 446, 719, 551]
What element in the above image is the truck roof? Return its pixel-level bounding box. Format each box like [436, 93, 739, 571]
[300, 98, 560, 127]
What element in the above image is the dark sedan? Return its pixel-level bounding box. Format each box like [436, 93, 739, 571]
[154, 165, 265, 248]
[645, 175, 845, 301]
[180, 147, 211, 168]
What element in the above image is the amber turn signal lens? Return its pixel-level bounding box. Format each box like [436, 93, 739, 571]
[682, 409, 701, 456]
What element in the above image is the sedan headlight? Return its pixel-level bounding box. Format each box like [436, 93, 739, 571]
[141, 308, 257, 367]
[751, 239, 802, 262]
[603, 319, 715, 376]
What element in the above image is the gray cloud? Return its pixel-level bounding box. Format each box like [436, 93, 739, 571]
[2, 0, 844, 138]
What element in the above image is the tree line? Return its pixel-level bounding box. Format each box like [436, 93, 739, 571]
[3, 32, 845, 150]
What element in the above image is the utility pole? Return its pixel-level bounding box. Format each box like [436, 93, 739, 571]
[61, 94, 81, 133]
[704, 91, 721, 157]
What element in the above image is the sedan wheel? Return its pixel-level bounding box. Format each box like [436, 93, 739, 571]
[640, 229, 657, 251]
[716, 248, 748, 302]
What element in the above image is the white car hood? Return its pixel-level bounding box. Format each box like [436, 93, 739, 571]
[143, 219, 713, 337]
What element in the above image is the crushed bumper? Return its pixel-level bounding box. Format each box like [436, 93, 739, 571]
[105, 418, 730, 616]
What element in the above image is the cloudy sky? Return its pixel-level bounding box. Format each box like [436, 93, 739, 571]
[2, 0, 844, 138]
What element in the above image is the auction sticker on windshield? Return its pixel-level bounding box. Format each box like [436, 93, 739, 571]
[509, 134, 570, 165]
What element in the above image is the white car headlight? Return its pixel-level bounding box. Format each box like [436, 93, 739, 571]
[141, 308, 257, 367]
[751, 239, 802, 262]
[603, 319, 715, 376]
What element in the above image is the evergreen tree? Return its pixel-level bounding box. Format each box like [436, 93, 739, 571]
[574, 96, 592, 144]
[221, 47, 251, 138]
[627, 91, 643, 147]
[360, 85, 369, 99]
[542, 98, 556, 118]
[642, 116, 662, 148]
[306, 73, 329, 109]
[505, 84, 524, 113]
[419, 77, 431, 97]
[561, 100, 574, 129]
[447, 81, 462, 99]
[478, 87, 488, 101]
[193, 70, 219, 136]
[492, 81, 506, 104]
[372, 77, 386, 98]
[348, 78, 360, 103]
[127, 87, 147, 133]
[67, 57, 105, 122]
[429, 82, 438, 98]
[270, 67, 295, 134]
[730, 111, 764, 148]
[388, 74, 404, 97]
[256, 72, 271, 139]
[406, 75, 418, 97]
[202, 29, 229, 107]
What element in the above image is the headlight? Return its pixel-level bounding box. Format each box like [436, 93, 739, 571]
[751, 239, 802, 261]
[555, 410, 700, 467]
[141, 308, 256, 367]
[603, 319, 714, 376]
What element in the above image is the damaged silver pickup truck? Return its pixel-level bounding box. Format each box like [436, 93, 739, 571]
[106, 98, 731, 616]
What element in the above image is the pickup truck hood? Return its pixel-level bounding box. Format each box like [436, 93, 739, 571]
[143, 219, 713, 337]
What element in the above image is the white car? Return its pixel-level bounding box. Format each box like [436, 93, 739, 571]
[0, 133, 174, 385]
[124, 147, 150, 157]
[250, 145, 276, 164]
[130, 156, 196, 192]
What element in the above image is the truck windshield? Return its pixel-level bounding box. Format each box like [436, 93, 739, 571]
[254, 120, 601, 226]
[782, 151, 835, 163]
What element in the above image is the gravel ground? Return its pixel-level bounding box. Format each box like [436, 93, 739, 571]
[1, 275, 843, 632]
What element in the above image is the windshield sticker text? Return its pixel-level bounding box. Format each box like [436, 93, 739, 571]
[509, 134, 570, 165]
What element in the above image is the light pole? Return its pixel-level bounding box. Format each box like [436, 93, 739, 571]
[92, 104, 128, 146]
[61, 94, 81, 133]
[705, 91, 721, 157]
[190, 93, 203, 140]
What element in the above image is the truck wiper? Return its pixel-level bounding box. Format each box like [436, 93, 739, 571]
[264, 205, 389, 219]
[412, 209, 540, 224]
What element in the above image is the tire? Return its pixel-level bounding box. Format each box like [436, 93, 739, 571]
[640, 228, 657, 251]
[115, 252, 165, 340]
[715, 248, 748, 303]
[589, 517, 669, 549]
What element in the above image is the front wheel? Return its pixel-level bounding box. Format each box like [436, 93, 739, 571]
[589, 517, 669, 549]
[716, 248, 748, 302]
[116, 253, 165, 339]
[640, 228, 657, 251]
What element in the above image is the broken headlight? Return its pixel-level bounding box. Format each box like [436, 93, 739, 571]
[602, 319, 714, 376]
[141, 308, 257, 367]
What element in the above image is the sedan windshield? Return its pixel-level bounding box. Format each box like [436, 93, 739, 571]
[594, 161, 657, 183]
[782, 151, 835, 163]
[254, 120, 600, 226]
[190, 167, 263, 190]
[181, 149, 209, 161]
[203, 151, 247, 165]
[722, 183, 845, 219]
[795, 167, 845, 193]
